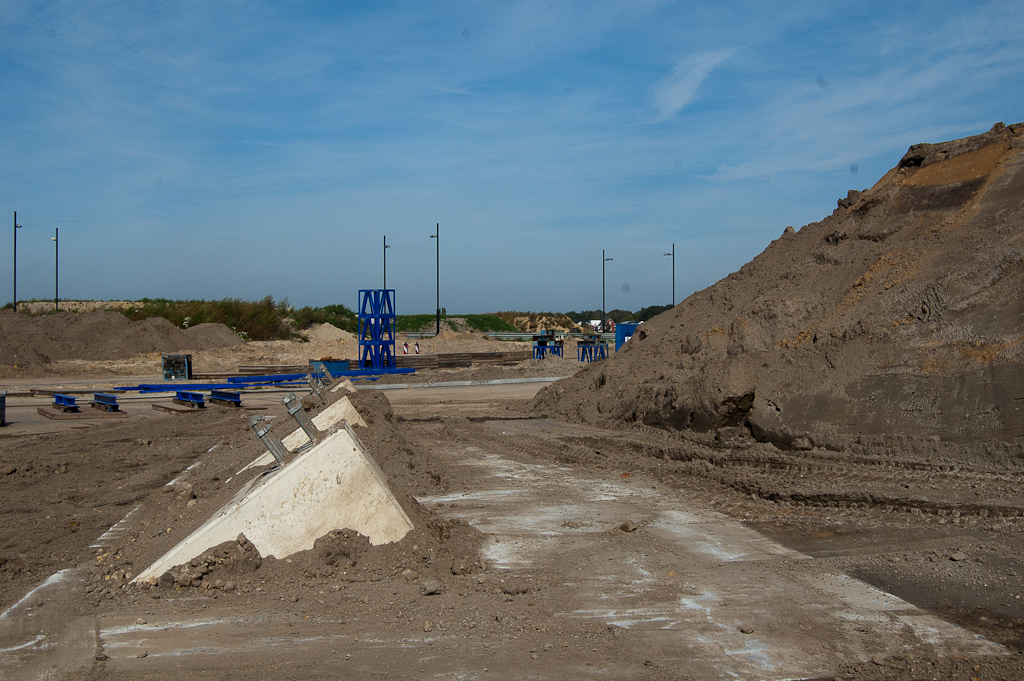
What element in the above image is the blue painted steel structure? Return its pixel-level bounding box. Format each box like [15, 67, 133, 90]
[174, 391, 206, 408]
[210, 390, 242, 407]
[53, 394, 79, 412]
[576, 334, 608, 363]
[358, 289, 397, 369]
[116, 369, 416, 394]
[91, 393, 120, 412]
[532, 330, 563, 359]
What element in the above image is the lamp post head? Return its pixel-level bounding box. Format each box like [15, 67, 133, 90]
[664, 252, 672, 257]
[430, 234, 437, 239]
[604, 257, 613, 262]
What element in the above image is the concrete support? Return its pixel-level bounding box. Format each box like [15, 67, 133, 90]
[135, 424, 413, 584]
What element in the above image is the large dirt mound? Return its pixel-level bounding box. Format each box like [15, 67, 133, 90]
[0, 310, 242, 366]
[536, 122, 1024, 444]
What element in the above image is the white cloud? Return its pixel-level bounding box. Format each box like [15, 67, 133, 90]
[651, 48, 733, 122]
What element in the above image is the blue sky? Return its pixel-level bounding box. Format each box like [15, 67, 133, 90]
[2, 1, 1022, 314]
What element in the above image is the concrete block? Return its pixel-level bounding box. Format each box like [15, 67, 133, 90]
[135, 425, 413, 584]
[330, 379, 356, 394]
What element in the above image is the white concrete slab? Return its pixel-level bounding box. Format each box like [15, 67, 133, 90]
[135, 426, 413, 583]
[418, 447, 1004, 680]
[330, 379, 356, 394]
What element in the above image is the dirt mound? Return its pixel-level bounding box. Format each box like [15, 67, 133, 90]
[0, 310, 242, 367]
[347, 389, 450, 495]
[157, 534, 263, 590]
[184, 322, 246, 347]
[535, 122, 1024, 445]
[300, 322, 355, 344]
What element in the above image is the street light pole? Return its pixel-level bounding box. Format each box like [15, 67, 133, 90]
[602, 249, 613, 332]
[50, 227, 59, 311]
[13, 212, 22, 312]
[663, 243, 675, 307]
[383, 235, 391, 289]
[430, 223, 439, 336]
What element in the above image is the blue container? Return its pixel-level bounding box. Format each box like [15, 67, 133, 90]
[615, 322, 641, 351]
[309, 359, 351, 375]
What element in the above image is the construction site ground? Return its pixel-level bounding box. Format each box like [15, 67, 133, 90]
[1, 358, 1023, 681]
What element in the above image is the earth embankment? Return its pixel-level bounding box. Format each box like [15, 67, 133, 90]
[535, 122, 1024, 445]
[0, 310, 242, 368]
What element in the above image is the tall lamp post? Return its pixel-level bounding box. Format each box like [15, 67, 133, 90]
[602, 249, 613, 332]
[12, 212, 22, 312]
[383, 235, 391, 289]
[430, 223, 439, 336]
[663, 243, 675, 307]
[50, 228, 59, 311]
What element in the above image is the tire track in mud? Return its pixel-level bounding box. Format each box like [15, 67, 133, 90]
[445, 419, 1024, 524]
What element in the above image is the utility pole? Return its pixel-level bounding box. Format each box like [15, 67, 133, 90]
[12, 212, 22, 312]
[51, 228, 59, 310]
[602, 249, 613, 332]
[664, 243, 675, 307]
[430, 223, 439, 336]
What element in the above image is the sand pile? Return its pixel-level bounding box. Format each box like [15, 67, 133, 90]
[535, 122, 1024, 444]
[300, 322, 356, 345]
[0, 310, 241, 368]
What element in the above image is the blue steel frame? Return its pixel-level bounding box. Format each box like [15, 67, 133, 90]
[53, 394, 79, 410]
[358, 289, 397, 370]
[532, 330, 564, 360]
[533, 344, 564, 360]
[576, 342, 608, 363]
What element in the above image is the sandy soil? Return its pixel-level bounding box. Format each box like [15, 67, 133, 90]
[1, 362, 1023, 679]
[538, 123, 1024, 444]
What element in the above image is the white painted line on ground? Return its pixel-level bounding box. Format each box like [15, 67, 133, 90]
[0, 569, 75, 620]
[90, 503, 143, 549]
[0, 634, 47, 652]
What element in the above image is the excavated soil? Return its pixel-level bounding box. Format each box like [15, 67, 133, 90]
[0, 311, 242, 376]
[2, 374, 1024, 679]
[536, 122, 1024, 446]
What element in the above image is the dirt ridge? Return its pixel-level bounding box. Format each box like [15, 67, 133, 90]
[535, 122, 1024, 445]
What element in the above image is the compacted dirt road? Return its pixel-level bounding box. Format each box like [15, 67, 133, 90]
[1, 371, 1023, 680]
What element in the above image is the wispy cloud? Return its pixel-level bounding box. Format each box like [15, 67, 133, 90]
[651, 49, 733, 122]
[1, 2, 1022, 312]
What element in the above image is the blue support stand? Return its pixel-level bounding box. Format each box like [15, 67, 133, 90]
[532, 330, 564, 360]
[53, 394, 79, 412]
[358, 289, 397, 370]
[576, 342, 608, 363]
[173, 391, 206, 409]
[91, 393, 121, 412]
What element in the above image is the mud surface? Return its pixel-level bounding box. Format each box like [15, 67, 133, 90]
[536, 122, 1024, 445]
[0, 371, 1022, 679]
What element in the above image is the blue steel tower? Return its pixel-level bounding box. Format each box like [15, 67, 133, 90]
[357, 289, 396, 369]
